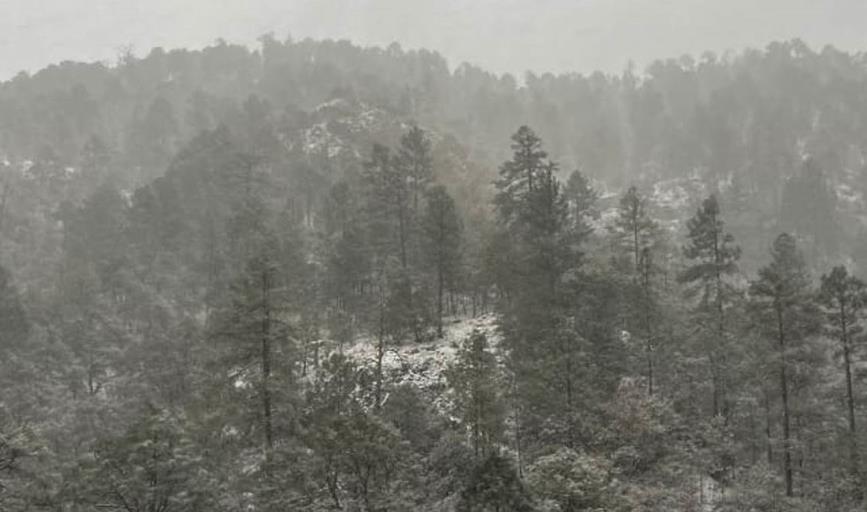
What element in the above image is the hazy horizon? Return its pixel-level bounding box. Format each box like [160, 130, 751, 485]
[3, 0, 867, 81]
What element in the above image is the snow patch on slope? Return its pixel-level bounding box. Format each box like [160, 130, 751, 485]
[341, 314, 501, 414]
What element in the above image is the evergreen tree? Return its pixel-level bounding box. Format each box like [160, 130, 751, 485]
[323, 180, 370, 317]
[302, 354, 406, 510]
[493, 125, 548, 235]
[493, 127, 571, 312]
[492, 127, 579, 457]
[209, 167, 302, 461]
[397, 124, 434, 223]
[211, 241, 289, 455]
[363, 142, 430, 346]
[364, 143, 410, 270]
[56, 182, 132, 397]
[79, 135, 112, 188]
[86, 407, 210, 512]
[818, 265, 867, 481]
[563, 168, 599, 239]
[447, 330, 504, 458]
[679, 194, 741, 417]
[457, 452, 533, 512]
[422, 185, 462, 338]
[612, 186, 656, 274]
[779, 158, 838, 264]
[0, 266, 29, 356]
[611, 186, 659, 397]
[637, 246, 659, 396]
[130, 96, 178, 171]
[749, 233, 819, 497]
[527, 447, 624, 512]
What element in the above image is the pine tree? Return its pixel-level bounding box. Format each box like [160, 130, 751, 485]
[526, 447, 624, 511]
[364, 143, 410, 270]
[422, 185, 462, 338]
[210, 164, 301, 460]
[749, 233, 819, 497]
[302, 353, 358, 510]
[55, 182, 132, 397]
[323, 180, 370, 317]
[397, 124, 433, 223]
[611, 186, 659, 396]
[131, 96, 178, 170]
[779, 158, 839, 264]
[302, 354, 403, 510]
[679, 194, 741, 418]
[87, 407, 210, 512]
[638, 246, 658, 396]
[613, 186, 656, 274]
[79, 135, 112, 188]
[0, 266, 29, 356]
[563, 168, 599, 238]
[447, 330, 505, 457]
[818, 265, 867, 481]
[213, 241, 285, 455]
[493, 125, 548, 234]
[457, 452, 533, 512]
[493, 136, 572, 315]
[363, 142, 431, 346]
[492, 127, 582, 462]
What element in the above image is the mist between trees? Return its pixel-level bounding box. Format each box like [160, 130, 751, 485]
[2, 36, 867, 511]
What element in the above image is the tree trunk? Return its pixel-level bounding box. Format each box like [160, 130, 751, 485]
[632, 212, 640, 275]
[713, 223, 728, 420]
[710, 353, 721, 418]
[436, 209, 446, 338]
[398, 203, 408, 270]
[765, 388, 773, 466]
[375, 286, 386, 410]
[437, 262, 444, 338]
[261, 268, 274, 455]
[512, 379, 524, 478]
[646, 344, 654, 396]
[642, 252, 654, 396]
[0, 179, 9, 235]
[565, 352, 575, 449]
[840, 302, 859, 480]
[776, 301, 793, 497]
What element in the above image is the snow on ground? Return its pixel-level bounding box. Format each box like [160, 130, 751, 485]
[294, 99, 402, 160]
[339, 314, 501, 414]
[301, 122, 348, 158]
[588, 174, 709, 236]
[837, 180, 864, 209]
[699, 474, 723, 511]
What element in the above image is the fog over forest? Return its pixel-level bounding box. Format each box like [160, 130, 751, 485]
[4, 0, 867, 78]
[4, 2, 867, 511]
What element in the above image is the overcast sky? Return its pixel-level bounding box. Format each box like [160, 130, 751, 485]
[2, 0, 867, 80]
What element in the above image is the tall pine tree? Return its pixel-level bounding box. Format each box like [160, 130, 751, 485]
[818, 265, 867, 481]
[679, 194, 741, 418]
[422, 185, 462, 338]
[749, 233, 819, 497]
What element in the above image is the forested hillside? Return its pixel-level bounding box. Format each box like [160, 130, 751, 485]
[2, 36, 867, 510]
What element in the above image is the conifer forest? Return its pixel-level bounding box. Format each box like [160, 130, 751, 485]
[5, 8, 867, 511]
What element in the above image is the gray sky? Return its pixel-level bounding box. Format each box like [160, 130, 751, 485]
[2, 0, 867, 80]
